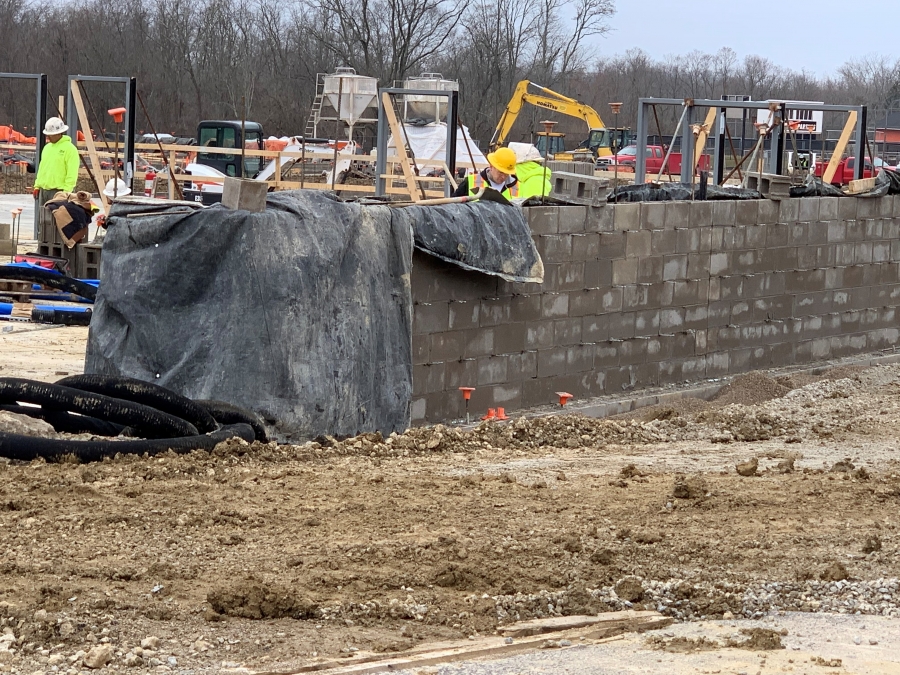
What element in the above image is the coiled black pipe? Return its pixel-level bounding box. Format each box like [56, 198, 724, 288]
[0, 423, 255, 462]
[0, 266, 97, 301]
[0, 404, 125, 436]
[195, 399, 268, 442]
[55, 374, 218, 434]
[0, 378, 197, 439]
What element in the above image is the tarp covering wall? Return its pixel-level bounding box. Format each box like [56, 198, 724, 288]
[405, 201, 544, 283]
[85, 192, 414, 442]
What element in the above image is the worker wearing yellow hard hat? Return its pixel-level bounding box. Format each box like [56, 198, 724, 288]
[453, 146, 519, 199]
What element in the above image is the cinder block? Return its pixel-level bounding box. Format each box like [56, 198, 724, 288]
[641, 202, 666, 230]
[553, 317, 582, 345]
[819, 197, 839, 221]
[413, 301, 451, 334]
[777, 198, 799, 224]
[222, 177, 267, 212]
[526, 206, 559, 234]
[857, 198, 880, 219]
[675, 227, 700, 254]
[599, 287, 624, 313]
[854, 242, 874, 265]
[659, 307, 684, 332]
[410, 397, 427, 422]
[477, 354, 509, 385]
[557, 262, 585, 290]
[798, 197, 820, 223]
[894, 195, 900, 217]
[873, 241, 892, 263]
[0, 224, 9, 239]
[885, 219, 900, 240]
[651, 229, 678, 255]
[864, 219, 883, 239]
[536, 347, 568, 378]
[711, 201, 736, 227]
[508, 294, 542, 323]
[613, 203, 641, 231]
[744, 223, 767, 248]
[583, 316, 610, 343]
[665, 202, 690, 229]
[717, 274, 743, 300]
[637, 256, 664, 283]
[494, 323, 526, 354]
[599, 231, 626, 259]
[797, 246, 817, 269]
[568, 288, 600, 317]
[480, 297, 512, 326]
[689, 201, 713, 227]
[838, 197, 858, 221]
[618, 337, 649, 366]
[687, 253, 711, 279]
[537, 292, 567, 318]
[429, 331, 466, 362]
[612, 257, 639, 285]
[826, 220, 846, 243]
[558, 206, 589, 233]
[566, 344, 594, 371]
[525, 320, 554, 349]
[730, 301, 751, 324]
[845, 220, 865, 241]
[684, 305, 708, 330]
[634, 310, 660, 335]
[767, 222, 789, 247]
[722, 226, 745, 250]
[523, 376, 556, 408]
[507, 351, 538, 380]
[413, 362, 446, 395]
[706, 351, 730, 377]
[413, 333, 429, 364]
[625, 230, 651, 258]
[445, 358, 478, 389]
[662, 254, 688, 281]
[463, 327, 494, 358]
[671, 279, 708, 305]
[735, 200, 759, 226]
[792, 291, 832, 317]
[757, 199, 779, 223]
[836, 243, 855, 266]
[585, 260, 613, 288]
[710, 252, 730, 276]
[607, 311, 637, 340]
[808, 222, 829, 245]
[589, 205, 614, 232]
[570, 233, 601, 261]
[448, 300, 480, 330]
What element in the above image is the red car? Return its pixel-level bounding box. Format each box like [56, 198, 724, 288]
[814, 156, 889, 186]
[597, 145, 710, 175]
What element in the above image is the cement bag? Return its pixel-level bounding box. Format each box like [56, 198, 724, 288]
[84, 191, 414, 442]
[400, 201, 543, 283]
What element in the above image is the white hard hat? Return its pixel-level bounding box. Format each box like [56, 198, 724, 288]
[43, 117, 69, 135]
[103, 178, 131, 197]
[508, 142, 544, 164]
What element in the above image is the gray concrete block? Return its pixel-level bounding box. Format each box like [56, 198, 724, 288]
[819, 197, 839, 221]
[709, 252, 730, 275]
[659, 307, 685, 332]
[526, 320, 555, 349]
[570, 233, 600, 261]
[607, 311, 636, 340]
[584, 260, 612, 288]
[766, 222, 789, 247]
[744, 223, 767, 248]
[538, 234, 573, 263]
[566, 344, 594, 371]
[838, 197, 858, 221]
[494, 323, 526, 354]
[444, 358, 478, 389]
[413, 362, 446, 395]
[448, 300, 480, 330]
[845, 220, 865, 241]
[541, 292, 569, 318]
[864, 219, 883, 239]
[689, 201, 713, 227]
[827, 221, 846, 243]
[665, 201, 690, 229]
[589, 204, 614, 232]
[778, 198, 799, 223]
[222, 177, 268, 212]
[612, 257, 639, 285]
[641, 202, 666, 230]
[735, 199, 759, 226]
[651, 229, 678, 256]
[477, 354, 509, 385]
[413, 333, 429, 365]
[857, 197, 880, 219]
[507, 351, 538, 380]
[557, 262, 585, 290]
[634, 310, 660, 335]
[413, 301, 451, 334]
[568, 289, 600, 317]
[662, 254, 688, 281]
[757, 199, 779, 223]
[464, 327, 494, 358]
[675, 227, 700, 254]
[429, 331, 466, 362]
[582, 316, 610, 343]
[893, 195, 900, 218]
[711, 200, 735, 226]
[625, 230, 651, 258]
[553, 317, 582, 345]
[480, 297, 512, 326]
[509, 294, 542, 322]
[798, 197, 820, 223]
[599, 231, 626, 259]
[637, 256, 664, 283]
[0, 223, 9, 239]
[526, 206, 559, 235]
[558, 206, 588, 233]
[536, 347, 568, 378]
[612, 202, 641, 230]
[687, 253, 711, 280]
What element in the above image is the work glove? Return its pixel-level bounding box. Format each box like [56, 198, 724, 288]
[32, 188, 39, 199]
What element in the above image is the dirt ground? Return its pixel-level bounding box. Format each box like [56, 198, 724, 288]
[1, 330, 900, 674]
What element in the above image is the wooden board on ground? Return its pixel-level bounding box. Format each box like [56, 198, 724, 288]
[500, 609, 664, 638]
[254, 611, 672, 675]
[846, 176, 877, 194]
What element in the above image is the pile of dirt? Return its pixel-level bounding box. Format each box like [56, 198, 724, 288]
[726, 628, 785, 650]
[711, 372, 791, 407]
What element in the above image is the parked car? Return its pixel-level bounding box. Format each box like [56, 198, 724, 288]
[596, 144, 710, 175]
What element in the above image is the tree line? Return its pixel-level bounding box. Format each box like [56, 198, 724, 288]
[1, 0, 898, 150]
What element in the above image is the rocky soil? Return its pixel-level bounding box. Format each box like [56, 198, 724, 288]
[1, 364, 900, 674]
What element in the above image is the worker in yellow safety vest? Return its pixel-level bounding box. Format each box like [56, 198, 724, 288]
[453, 146, 519, 199]
[33, 117, 80, 196]
[508, 142, 552, 199]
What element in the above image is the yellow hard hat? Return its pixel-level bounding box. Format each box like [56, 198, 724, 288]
[487, 147, 517, 175]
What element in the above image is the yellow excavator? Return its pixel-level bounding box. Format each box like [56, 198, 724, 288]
[489, 80, 631, 160]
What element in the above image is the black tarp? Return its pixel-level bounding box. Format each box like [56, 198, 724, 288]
[609, 182, 761, 202]
[84, 191, 414, 442]
[401, 201, 543, 283]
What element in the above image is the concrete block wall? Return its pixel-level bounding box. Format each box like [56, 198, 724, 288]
[410, 195, 900, 423]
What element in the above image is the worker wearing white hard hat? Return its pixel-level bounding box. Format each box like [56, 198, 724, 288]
[103, 178, 131, 198]
[32, 116, 82, 246]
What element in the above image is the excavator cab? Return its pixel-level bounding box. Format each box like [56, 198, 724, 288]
[580, 128, 633, 157]
[534, 132, 566, 157]
[196, 121, 264, 178]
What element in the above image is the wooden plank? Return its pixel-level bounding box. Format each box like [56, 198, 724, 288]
[69, 81, 109, 212]
[268, 611, 671, 675]
[380, 92, 419, 202]
[500, 609, 662, 638]
[846, 176, 877, 194]
[693, 106, 717, 173]
[823, 110, 858, 186]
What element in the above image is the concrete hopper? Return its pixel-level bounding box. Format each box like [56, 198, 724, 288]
[403, 73, 459, 123]
[323, 67, 378, 129]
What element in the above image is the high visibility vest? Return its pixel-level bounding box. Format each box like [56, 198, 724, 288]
[469, 172, 518, 198]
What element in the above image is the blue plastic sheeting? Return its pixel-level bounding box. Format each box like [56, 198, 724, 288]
[0, 303, 92, 316]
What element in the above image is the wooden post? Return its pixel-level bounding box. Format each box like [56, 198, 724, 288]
[168, 150, 177, 199]
[381, 92, 420, 202]
[693, 106, 717, 173]
[823, 110, 858, 186]
[69, 81, 109, 211]
[275, 151, 281, 190]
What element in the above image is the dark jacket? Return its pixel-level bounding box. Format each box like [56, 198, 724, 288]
[453, 168, 518, 198]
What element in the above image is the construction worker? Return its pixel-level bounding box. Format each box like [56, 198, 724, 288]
[32, 117, 81, 246]
[508, 142, 552, 199]
[453, 146, 518, 199]
[32, 117, 80, 196]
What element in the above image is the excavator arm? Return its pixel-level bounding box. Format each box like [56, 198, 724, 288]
[490, 80, 617, 157]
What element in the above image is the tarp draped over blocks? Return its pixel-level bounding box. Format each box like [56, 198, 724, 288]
[84, 191, 538, 440]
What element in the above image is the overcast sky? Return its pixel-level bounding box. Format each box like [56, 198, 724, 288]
[594, 0, 899, 77]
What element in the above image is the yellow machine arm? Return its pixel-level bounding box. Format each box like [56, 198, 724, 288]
[490, 80, 608, 150]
